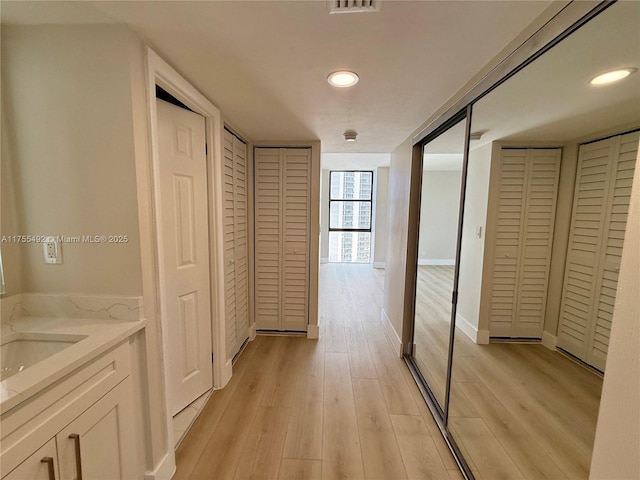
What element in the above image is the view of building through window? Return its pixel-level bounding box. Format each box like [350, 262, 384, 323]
[328, 171, 373, 263]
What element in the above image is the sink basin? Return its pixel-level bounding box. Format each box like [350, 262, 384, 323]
[0, 333, 87, 381]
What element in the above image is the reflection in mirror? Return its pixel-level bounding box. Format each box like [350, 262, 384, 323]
[450, 2, 639, 479]
[412, 118, 466, 410]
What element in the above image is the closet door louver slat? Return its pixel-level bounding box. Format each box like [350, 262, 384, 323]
[254, 148, 311, 332]
[488, 148, 560, 338]
[558, 131, 638, 371]
[223, 130, 250, 359]
[255, 149, 283, 331]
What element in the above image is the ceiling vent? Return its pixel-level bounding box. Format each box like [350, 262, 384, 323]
[328, 0, 381, 14]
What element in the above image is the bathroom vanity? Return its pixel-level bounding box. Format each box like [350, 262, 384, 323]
[1, 314, 145, 480]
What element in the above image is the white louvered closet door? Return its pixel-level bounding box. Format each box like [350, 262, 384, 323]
[558, 131, 638, 371]
[488, 148, 561, 338]
[254, 148, 311, 332]
[282, 149, 311, 331]
[223, 129, 249, 358]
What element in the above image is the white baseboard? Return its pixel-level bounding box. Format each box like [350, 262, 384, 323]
[418, 259, 455, 266]
[373, 261, 385, 269]
[320, 257, 329, 264]
[144, 451, 175, 480]
[218, 359, 233, 389]
[542, 331, 557, 350]
[249, 323, 257, 341]
[455, 314, 489, 344]
[307, 324, 319, 339]
[380, 308, 403, 357]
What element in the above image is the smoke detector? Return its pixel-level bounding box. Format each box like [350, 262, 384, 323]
[344, 130, 358, 142]
[328, 0, 381, 14]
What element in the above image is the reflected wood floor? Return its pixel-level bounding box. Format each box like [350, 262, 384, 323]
[174, 263, 460, 480]
[413, 269, 603, 480]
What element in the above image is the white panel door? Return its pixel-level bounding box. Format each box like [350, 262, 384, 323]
[157, 99, 213, 415]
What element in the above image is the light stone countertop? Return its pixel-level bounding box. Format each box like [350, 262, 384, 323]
[0, 316, 146, 413]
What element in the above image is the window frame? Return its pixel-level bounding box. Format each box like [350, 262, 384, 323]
[328, 170, 374, 233]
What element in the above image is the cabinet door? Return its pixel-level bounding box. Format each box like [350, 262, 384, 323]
[2, 439, 58, 480]
[56, 380, 136, 480]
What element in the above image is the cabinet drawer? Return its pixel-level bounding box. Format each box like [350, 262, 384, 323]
[2, 438, 58, 480]
[1, 341, 130, 475]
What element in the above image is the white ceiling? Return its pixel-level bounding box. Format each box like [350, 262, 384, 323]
[471, 1, 640, 148]
[1, 0, 555, 153]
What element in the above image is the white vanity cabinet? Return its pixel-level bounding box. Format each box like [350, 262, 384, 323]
[1, 341, 138, 480]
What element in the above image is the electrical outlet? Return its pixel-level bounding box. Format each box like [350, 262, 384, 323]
[43, 237, 63, 264]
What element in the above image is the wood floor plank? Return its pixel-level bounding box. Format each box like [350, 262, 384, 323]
[234, 406, 291, 479]
[187, 368, 270, 479]
[345, 322, 378, 379]
[283, 340, 325, 460]
[278, 459, 322, 480]
[353, 379, 408, 479]
[449, 418, 526, 480]
[174, 337, 262, 479]
[262, 337, 302, 407]
[322, 352, 364, 480]
[390, 414, 449, 480]
[363, 321, 420, 415]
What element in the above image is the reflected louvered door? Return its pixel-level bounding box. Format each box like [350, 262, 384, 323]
[488, 149, 560, 337]
[223, 129, 249, 358]
[488, 149, 527, 336]
[282, 149, 311, 331]
[255, 148, 311, 332]
[514, 149, 561, 337]
[558, 131, 638, 371]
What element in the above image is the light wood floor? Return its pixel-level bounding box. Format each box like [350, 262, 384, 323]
[414, 265, 457, 408]
[413, 266, 603, 480]
[174, 263, 461, 480]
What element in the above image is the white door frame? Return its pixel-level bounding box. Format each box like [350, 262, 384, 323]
[145, 48, 232, 443]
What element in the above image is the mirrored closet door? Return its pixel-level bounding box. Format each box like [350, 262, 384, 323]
[405, 2, 640, 479]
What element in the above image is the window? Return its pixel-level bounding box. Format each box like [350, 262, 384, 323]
[328, 171, 373, 263]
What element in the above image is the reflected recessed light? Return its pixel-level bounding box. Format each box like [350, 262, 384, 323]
[589, 68, 637, 85]
[328, 71, 359, 88]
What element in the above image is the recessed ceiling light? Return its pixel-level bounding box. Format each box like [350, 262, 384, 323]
[328, 71, 359, 88]
[589, 68, 637, 85]
[344, 130, 358, 142]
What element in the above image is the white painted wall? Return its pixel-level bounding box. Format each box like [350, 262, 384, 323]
[382, 139, 412, 351]
[457, 142, 492, 340]
[418, 170, 461, 263]
[589, 140, 640, 480]
[2, 25, 143, 295]
[373, 167, 389, 268]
